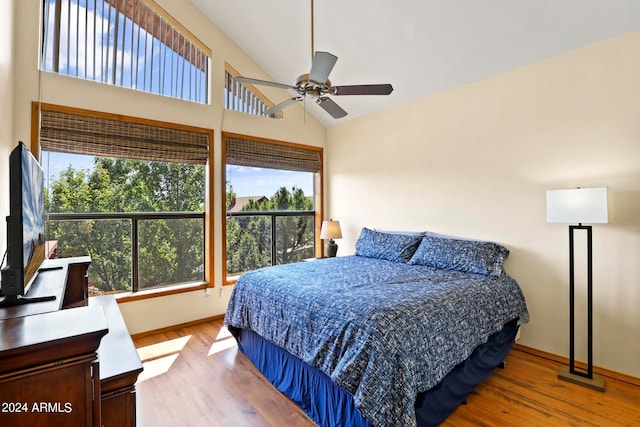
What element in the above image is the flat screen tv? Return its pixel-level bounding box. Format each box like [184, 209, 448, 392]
[0, 141, 55, 307]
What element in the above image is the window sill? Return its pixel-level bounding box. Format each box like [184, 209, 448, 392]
[114, 281, 210, 303]
[224, 275, 239, 286]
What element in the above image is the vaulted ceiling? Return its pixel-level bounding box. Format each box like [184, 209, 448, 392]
[190, 0, 640, 127]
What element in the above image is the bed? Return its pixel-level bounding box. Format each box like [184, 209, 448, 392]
[225, 228, 529, 427]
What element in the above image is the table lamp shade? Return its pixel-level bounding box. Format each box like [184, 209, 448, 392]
[320, 220, 342, 240]
[546, 187, 610, 224]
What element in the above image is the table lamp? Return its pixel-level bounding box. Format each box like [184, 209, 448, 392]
[320, 220, 342, 257]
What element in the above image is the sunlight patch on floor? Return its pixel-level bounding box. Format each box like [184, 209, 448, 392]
[208, 326, 236, 355]
[136, 335, 191, 382]
[137, 335, 191, 361]
[137, 353, 180, 383]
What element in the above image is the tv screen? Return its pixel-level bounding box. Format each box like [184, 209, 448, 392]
[18, 142, 46, 290]
[0, 141, 53, 307]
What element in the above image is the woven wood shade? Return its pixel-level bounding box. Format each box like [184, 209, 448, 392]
[39, 109, 209, 165]
[225, 136, 321, 173]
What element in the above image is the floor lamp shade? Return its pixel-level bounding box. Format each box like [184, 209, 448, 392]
[546, 187, 610, 224]
[546, 187, 609, 392]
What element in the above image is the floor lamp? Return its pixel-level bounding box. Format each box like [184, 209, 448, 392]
[546, 187, 609, 392]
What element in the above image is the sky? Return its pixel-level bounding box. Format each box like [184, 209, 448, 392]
[41, 151, 95, 188]
[41, 152, 314, 199]
[226, 165, 314, 198]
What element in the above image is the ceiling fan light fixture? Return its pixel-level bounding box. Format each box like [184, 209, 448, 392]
[232, 2, 392, 119]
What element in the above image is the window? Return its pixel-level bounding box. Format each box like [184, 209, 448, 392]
[41, 0, 210, 103]
[223, 133, 322, 282]
[34, 103, 213, 297]
[224, 63, 283, 119]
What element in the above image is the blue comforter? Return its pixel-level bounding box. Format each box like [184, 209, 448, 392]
[224, 256, 529, 427]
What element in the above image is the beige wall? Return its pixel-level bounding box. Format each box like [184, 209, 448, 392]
[326, 30, 640, 378]
[6, 0, 326, 334]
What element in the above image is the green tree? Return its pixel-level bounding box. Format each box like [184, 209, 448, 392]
[270, 186, 314, 265]
[225, 184, 314, 275]
[45, 157, 205, 293]
[225, 182, 271, 274]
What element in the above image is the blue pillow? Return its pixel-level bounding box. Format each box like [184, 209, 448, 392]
[408, 233, 509, 276]
[355, 227, 422, 263]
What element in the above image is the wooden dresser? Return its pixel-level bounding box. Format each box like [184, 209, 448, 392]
[0, 257, 143, 427]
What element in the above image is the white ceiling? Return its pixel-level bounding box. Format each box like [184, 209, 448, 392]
[190, 0, 640, 127]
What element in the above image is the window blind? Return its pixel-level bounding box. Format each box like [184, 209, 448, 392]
[225, 135, 321, 173]
[39, 106, 210, 165]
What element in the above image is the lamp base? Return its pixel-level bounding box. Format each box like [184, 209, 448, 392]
[325, 240, 338, 258]
[557, 366, 605, 392]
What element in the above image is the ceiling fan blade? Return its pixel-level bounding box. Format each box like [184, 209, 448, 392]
[317, 97, 347, 119]
[309, 51, 338, 84]
[235, 76, 296, 91]
[331, 84, 394, 96]
[265, 97, 303, 115]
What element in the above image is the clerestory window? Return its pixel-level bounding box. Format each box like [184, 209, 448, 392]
[224, 63, 283, 119]
[41, 0, 210, 104]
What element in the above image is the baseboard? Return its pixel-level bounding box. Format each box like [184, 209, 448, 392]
[130, 313, 225, 340]
[513, 343, 640, 387]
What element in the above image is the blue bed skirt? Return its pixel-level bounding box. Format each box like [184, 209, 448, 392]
[231, 319, 519, 427]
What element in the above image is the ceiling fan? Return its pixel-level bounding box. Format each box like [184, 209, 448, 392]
[233, 1, 393, 119]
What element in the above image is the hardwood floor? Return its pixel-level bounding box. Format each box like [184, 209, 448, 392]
[442, 351, 640, 427]
[133, 319, 640, 427]
[133, 318, 315, 427]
